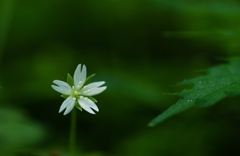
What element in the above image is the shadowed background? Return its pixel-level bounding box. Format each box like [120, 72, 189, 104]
[0, 0, 240, 155]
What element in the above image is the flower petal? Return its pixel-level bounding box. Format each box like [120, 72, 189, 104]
[84, 81, 105, 90]
[53, 80, 71, 90]
[52, 85, 71, 95]
[63, 98, 76, 115]
[73, 64, 87, 88]
[85, 86, 107, 96]
[73, 64, 81, 87]
[79, 65, 86, 87]
[59, 96, 73, 113]
[78, 98, 95, 114]
[84, 97, 99, 112]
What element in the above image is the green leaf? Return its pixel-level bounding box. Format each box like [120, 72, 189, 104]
[83, 74, 95, 86]
[67, 73, 73, 86]
[75, 102, 82, 111]
[61, 94, 69, 99]
[88, 96, 97, 103]
[149, 57, 240, 126]
[0, 108, 46, 154]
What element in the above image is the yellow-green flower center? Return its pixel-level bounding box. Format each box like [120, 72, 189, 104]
[71, 86, 81, 98]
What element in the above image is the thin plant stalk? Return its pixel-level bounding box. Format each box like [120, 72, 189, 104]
[70, 108, 77, 156]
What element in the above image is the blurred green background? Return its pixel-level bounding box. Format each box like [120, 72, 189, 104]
[1, 0, 240, 155]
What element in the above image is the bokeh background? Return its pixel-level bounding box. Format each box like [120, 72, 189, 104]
[1, 0, 240, 155]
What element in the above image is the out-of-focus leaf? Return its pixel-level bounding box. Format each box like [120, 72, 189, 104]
[164, 30, 240, 54]
[0, 107, 46, 155]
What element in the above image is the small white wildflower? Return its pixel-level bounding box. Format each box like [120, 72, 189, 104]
[51, 64, 107, 115]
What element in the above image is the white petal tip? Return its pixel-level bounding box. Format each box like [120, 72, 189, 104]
[101, 86, 107, 92]
[85, 109, 96, 114]
[63, 111, 70, 115]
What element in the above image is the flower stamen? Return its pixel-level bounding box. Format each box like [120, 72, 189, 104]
[84, 90, 91, 94]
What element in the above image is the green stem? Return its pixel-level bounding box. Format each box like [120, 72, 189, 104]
[70, 108, 77, 156]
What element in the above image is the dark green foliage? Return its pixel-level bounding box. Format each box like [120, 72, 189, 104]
[149, 58, 240, 126]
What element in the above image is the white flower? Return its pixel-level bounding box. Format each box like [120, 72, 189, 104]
[51, 64, 107, 115]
